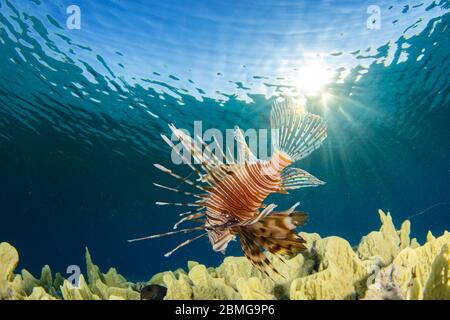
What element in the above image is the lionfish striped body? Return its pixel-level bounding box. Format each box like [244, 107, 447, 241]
[129, 99, 327, 276]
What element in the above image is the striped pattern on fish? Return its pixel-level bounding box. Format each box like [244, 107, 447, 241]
[128, 98, 327, 276]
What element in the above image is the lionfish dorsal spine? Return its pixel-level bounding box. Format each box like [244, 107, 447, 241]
[129, 98, 327, 278]
[271, 98, 327, 163]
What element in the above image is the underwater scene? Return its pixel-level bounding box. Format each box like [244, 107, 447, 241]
[0, 0, 449, 301]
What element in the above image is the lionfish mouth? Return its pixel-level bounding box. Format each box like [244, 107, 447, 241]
[129, 98, 327, 276]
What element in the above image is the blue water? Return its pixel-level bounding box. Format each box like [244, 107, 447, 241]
[0, 0, 449, 281]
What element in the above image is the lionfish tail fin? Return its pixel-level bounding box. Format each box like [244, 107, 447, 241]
[271, 98, 327, 162]
[238, 209, 308, 278]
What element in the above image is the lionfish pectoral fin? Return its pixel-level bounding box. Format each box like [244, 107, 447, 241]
[280, 167, 325, 190]
[153, 183, 204, 199]
[240, 203, 277, 226]
[168, 124, 229, 183]
[127, 225, 206, 242]
[173, 212, 205, 229]
[153, 163, 207, 192]
[277, 189, 289, 194]
[239, 229, 284, 280]
[208, 228, 237, 253]
[271, 98, 327, 162]
[163, 232, 207, 257]
[240, 210, 308, 263]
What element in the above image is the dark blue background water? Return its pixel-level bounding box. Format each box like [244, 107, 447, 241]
[0, 0, 449, 281]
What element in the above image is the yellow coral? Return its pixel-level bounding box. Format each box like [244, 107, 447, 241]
[187, 260, 200, 271]
[148, 271, 169, 286]
[61, 274, 101, 300]
[236, 277, 274, 300]
[85, 247, 105, 287]
[188, 264, 239, 300]
[361, 265, 403, 300]
[163, 272, 193, 300]
[410, 238, 420, 249]
[399, 220, 411, 250]
[215, 256, 256, 288]
[298, 232, 321, 251]
[82, 248, 139, 299]
[290, 264, 355, 300]
[103, 267, 129, 288]
[0, 243, 27, 300]
[20, 269, 41, 295]
[424, 243, 450, 299]
[289, 236, 376, 300]
[0, 210, 448, 300]
[391, 231, 450, 299]
[26, 287, 57, 300]
[357, 210, 403, 265]
[94, 279, 140, 300]
[270, 252, 313, 283]
[0, 242, 19, 282]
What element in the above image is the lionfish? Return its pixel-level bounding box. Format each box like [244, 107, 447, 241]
[128, 98, 327, 276]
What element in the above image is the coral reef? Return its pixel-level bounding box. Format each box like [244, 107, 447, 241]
[0, 210, 448, 300]
[0, 245, 140, 300]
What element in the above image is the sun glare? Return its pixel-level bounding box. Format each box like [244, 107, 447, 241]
[297, 62, 335, 96]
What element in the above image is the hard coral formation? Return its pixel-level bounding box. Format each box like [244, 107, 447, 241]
[362, 265, 403, 300]
[0, 209, 449, 300]
[357, 210, 410, 265]
[0, 245, 140, 300]
[144, 209, 449, 300]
